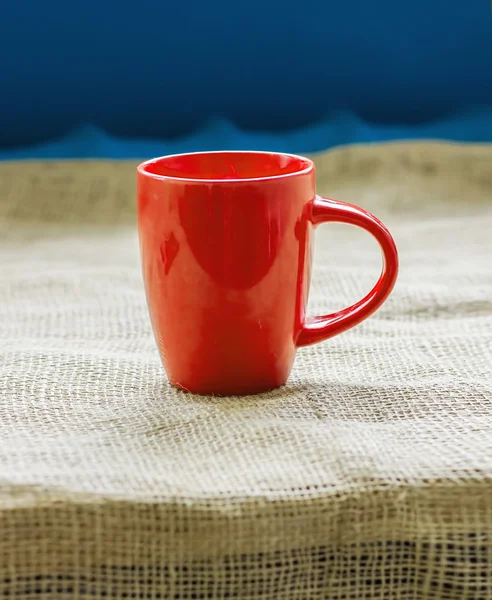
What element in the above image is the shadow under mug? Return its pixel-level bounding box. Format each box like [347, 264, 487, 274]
[137, 151, 398, 396]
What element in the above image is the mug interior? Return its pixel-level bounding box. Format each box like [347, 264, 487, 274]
[139, 151, 312, 182]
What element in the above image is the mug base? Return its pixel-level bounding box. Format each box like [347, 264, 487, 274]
[170, 378, 288, 397]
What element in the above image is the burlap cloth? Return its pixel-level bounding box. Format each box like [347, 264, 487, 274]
[0, 142, 491, 599]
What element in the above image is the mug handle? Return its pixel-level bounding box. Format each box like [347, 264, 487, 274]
[296, 195, 399, 347]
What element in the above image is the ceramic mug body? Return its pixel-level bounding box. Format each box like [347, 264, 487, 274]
[137, 151, 398, 396]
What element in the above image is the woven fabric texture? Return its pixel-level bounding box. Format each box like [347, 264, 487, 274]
[0, 142, 491, 599]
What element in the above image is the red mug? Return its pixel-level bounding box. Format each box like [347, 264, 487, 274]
[137, 151, 398, 396]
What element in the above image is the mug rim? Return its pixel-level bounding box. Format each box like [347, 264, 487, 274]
[137, 150, 314, 184]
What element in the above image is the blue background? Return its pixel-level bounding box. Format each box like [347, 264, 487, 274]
[1, 0, 491, 158]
